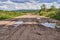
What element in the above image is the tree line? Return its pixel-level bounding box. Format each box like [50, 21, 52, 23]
[39, 4, 60, 20]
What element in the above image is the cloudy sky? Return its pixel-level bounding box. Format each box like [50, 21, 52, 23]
[0, 0, 60, 10]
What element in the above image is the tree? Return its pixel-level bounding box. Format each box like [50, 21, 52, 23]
[41, 4, 47, 12]
[46, 5, 56, 17]
[39, 4, 47, 15]
[50, 5, 56, 11]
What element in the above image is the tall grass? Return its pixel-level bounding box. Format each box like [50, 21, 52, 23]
[0, 10, 25, 20]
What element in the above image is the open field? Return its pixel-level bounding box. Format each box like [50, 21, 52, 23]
[0, 10, 38, 20]
[0, 8, 60, 21]
[0, 10, 26, 20]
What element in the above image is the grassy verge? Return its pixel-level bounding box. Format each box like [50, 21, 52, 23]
[0, 11, 26, 20]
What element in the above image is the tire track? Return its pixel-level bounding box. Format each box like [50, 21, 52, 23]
[8, 25, 28, 40]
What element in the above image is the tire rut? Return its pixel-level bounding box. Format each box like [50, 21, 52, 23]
[8, 25, 28, 40]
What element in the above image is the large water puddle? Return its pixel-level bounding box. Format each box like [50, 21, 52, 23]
[41, 22, 60, 29]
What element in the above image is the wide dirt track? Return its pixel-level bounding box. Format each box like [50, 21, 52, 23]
[0, 14, 60, 40]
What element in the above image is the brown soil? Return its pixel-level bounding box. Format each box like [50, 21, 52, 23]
[0, 14, 60, 40]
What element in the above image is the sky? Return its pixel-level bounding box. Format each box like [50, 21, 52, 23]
[0, 0, 60, 10]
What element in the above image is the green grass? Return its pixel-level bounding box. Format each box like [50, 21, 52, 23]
[0, 10, 39, 20]
[0, 9, 60, 21]
[0, 10, 26, 20]
[39, 9, 60, 20]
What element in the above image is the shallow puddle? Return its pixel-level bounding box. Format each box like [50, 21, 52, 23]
[15, 21, 24, 25]
[14, 21, 24, 28]
[41, 22, 60, 29]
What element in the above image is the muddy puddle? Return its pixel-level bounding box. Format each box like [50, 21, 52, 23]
[41, 22, 60, 28]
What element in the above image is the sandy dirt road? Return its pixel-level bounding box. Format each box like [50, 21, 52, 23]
[4, 24, 60, 40]
[0, 14, 60, 40]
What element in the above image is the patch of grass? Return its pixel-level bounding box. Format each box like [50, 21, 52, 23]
[0, 11, 26, 20]
[39, 9, 60, 20]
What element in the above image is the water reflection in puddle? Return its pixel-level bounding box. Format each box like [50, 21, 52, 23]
[41, 22, 60, 29]
[15, 21, 24, 25]
[14, 21, 24, 28]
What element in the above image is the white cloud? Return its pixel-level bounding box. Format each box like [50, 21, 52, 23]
[0, 0, 60, 10]
[0, 5, 7, 9]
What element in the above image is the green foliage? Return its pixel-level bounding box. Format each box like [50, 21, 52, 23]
[50, 5, 56, 11]
[39, 4, 60, 20]
[41, 4, 46, 11]
[0, 10, 39, 20]
[0, 4, 60, 21]
[51, 9, 60, 20]
[39, 4, 47, 15]
[0, 10, 25, 20]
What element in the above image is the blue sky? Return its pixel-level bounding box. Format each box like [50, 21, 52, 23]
[0, 0, 60, 10]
